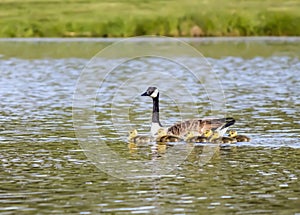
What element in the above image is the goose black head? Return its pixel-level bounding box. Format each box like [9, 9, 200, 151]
[141, 87, 159, 98]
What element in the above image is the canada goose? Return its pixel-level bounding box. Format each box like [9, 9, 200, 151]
[156, 128, 183, 142]
[128, 129, 153, 143]
[141, 87, 235, 137]
[228, 130, 250, 142]
[185, 129, 213, 143]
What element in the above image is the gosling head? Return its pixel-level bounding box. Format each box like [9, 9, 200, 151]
[228, 130, 237, 138]
[141, 87, 159, 98]
[203, 129, 213, 137]
[157, 128, 167, 137]
[128, 129, 138, 140]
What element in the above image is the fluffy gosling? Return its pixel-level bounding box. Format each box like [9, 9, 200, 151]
[156, 128, 184, 142]
[228, 130, 250, 142]
[209, 132, 236, 144]
[185, 130, 213, 143]
[128, 129, 153, 143]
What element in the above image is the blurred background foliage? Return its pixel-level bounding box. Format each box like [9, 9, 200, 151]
[0, 0, 300, 37]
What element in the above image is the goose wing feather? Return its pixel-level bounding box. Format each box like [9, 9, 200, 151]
[167, 118, 235, 137]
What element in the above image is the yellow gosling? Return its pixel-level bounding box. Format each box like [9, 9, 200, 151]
[209, 132, 237, 144]
[128, 129, 153, 143]
[185, 129, 213, 143]
[156, 128, 183, 142]
[228, 130, 250, 142]
[221, 136, 237, 144]
[209, 132, 222, 144]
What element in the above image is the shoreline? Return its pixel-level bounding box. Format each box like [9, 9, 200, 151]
[1, 36, 300, 43]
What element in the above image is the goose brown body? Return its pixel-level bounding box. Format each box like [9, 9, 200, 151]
[167, 117, 235, 137]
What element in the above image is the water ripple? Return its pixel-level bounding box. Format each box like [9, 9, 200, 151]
[0, 41, 299, 214]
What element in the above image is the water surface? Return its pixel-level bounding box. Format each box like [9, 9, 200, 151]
[0, 38, 299, 214]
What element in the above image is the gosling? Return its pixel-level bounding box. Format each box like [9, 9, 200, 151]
[156, 128, 184, 142]
[228, 130, 250, 142]
[128, 129, 153, 143]
[209, 132, 236, 144]
[185, 130, 213, 143]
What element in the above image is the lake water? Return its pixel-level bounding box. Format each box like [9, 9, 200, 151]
[0, 37, 299, 214]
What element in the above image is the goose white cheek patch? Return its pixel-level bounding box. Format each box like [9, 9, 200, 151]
[150, 89, 159, 98]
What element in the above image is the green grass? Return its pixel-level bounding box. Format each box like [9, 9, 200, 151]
[0, 0, 300, 37]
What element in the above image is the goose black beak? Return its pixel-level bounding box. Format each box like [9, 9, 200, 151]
[141, 91, 148, 96]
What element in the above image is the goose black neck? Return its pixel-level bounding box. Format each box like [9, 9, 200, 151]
[152, 93, 162, 126]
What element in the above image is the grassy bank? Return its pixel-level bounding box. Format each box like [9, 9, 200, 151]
[0, 0, 300, 37]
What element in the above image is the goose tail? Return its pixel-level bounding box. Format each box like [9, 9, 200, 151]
[222, 117, 236, 129]
[215, 117, 236, 136]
